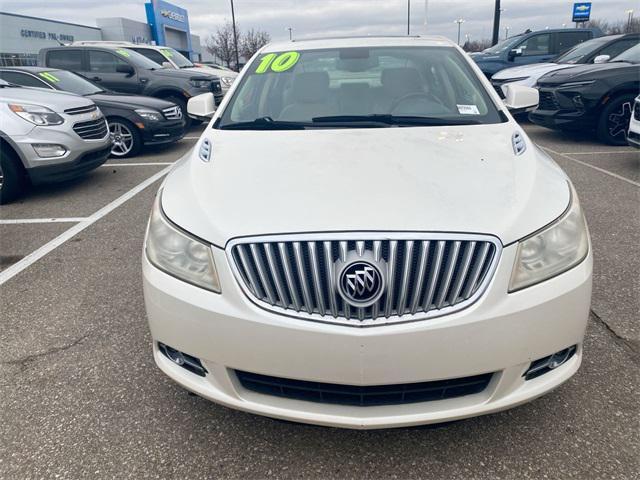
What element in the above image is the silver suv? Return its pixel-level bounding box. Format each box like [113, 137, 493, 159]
[0, 79, 112, 203]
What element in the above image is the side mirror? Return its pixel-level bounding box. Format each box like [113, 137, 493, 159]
[593, 54, 610, 64]
[502, 84, 539, 113]
[161, 61, 173, 69]
[508, 48, 523, 61]
[116, 64, 135, 76]
[187, 93, 216, 120]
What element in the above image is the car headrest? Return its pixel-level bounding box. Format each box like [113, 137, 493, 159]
[381, 67, 423, 96]
[292, 71, 330, 103]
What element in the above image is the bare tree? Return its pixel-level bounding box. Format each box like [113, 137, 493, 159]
[586, 17, 640, 34]
[241, 29, 271, 60]
[205, 21, 240, 68]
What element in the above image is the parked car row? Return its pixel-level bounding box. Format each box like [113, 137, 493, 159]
[472, 31, 640, 146]
[0, 41, 230, 203]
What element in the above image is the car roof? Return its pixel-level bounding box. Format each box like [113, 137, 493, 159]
[261, 35, 457, 53]
[0, 66, 55, 73]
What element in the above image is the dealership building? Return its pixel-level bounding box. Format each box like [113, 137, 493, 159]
[0, 0, 210, 66]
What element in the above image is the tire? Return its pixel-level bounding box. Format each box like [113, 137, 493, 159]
[165, 96, 192, 128]
[0, 146, 26, 205]
[596, 94, 635, 146]
[108, 118, 142, 158]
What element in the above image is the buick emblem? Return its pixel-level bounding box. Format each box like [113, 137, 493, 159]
[337, 261, 385, 307]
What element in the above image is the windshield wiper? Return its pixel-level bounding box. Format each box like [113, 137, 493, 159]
[312, 114, 482, 126]
[219, 116, 309, 130]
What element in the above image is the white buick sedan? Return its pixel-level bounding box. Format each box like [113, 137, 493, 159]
[142, 36, 592, 429]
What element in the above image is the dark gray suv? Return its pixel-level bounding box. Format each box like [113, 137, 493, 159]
[39, 45, 222, 127]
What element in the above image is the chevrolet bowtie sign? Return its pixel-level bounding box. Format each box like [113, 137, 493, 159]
[161, 9, 185, 23]
[572, 2, 592, 23]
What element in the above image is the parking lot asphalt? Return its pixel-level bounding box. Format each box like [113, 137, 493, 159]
[1, 123, 638, 479]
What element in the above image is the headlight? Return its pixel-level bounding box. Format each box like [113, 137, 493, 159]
[9, 103, 63, 126]
[135, 108, 163, 122]
[220, 76, 235, 87]
[509, 183, 589, 292]
[189, 79, 211, 89]
[145, 192, 221, 292]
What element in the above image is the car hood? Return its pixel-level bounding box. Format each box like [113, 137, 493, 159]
[0, 86, 95, 113]
[182, 66, 237, 79]
[538, 61, 635, 84]
[87, 92, 175, 110]
[162, 122, 570, 247]
[492, 63, 575, 80]
[152, 68, 218, 80]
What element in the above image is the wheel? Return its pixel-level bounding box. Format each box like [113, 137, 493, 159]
[108, 118, 142, 158]
[165, 96, 192, 128]
[0, 146, 26, 204]
[597, 94, 635, 146]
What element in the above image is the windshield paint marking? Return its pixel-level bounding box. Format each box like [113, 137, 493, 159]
[270, 51, 300, 72]
[39, 72, 60, 83]
[255, 53, 277, 73]
[115, 48, 131, 57]
[255, 51, 300, 74]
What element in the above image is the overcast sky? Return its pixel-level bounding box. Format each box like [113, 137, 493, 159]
[2, 0, 636, 44]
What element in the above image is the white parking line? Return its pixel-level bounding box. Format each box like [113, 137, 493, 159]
[0, 165, 172, 286]
[560, 151, 635, 155]
[101, 162, 174, 167]
[0, 218, 88, 225]
[541, 146, 640, 188]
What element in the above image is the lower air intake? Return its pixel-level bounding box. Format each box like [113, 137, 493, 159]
[235, 370, 494, 407]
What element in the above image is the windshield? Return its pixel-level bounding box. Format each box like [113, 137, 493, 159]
[160, 47, 193, 68]
[482, 36, 522, 54]
[611, 43, 640, 63]
[217, 46, 503, 129]
[555, 36, 612, 64]
[39, 70, 103, 95]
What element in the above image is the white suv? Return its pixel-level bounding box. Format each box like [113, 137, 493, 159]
[142, 36, 592, 429]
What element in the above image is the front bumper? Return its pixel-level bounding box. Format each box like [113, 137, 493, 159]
[529, 108, 592, 131]
[141, 120, 186, 146]
[27, 144, 112, 184]
[143, 242, 592, 429]
[12, 119, 111, 170]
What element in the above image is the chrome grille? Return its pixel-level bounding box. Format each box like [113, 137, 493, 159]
[64, 104, 98, 115]
[228, 233, 500, 326]
[73, 118, 108, 140]
[162, 105, 182, 120]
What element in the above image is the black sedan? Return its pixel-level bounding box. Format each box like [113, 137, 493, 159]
[0, 67, 186, 157]
[529, 44, 640, 145]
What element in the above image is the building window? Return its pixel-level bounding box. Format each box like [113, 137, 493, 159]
[0, 53, 38, 67]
